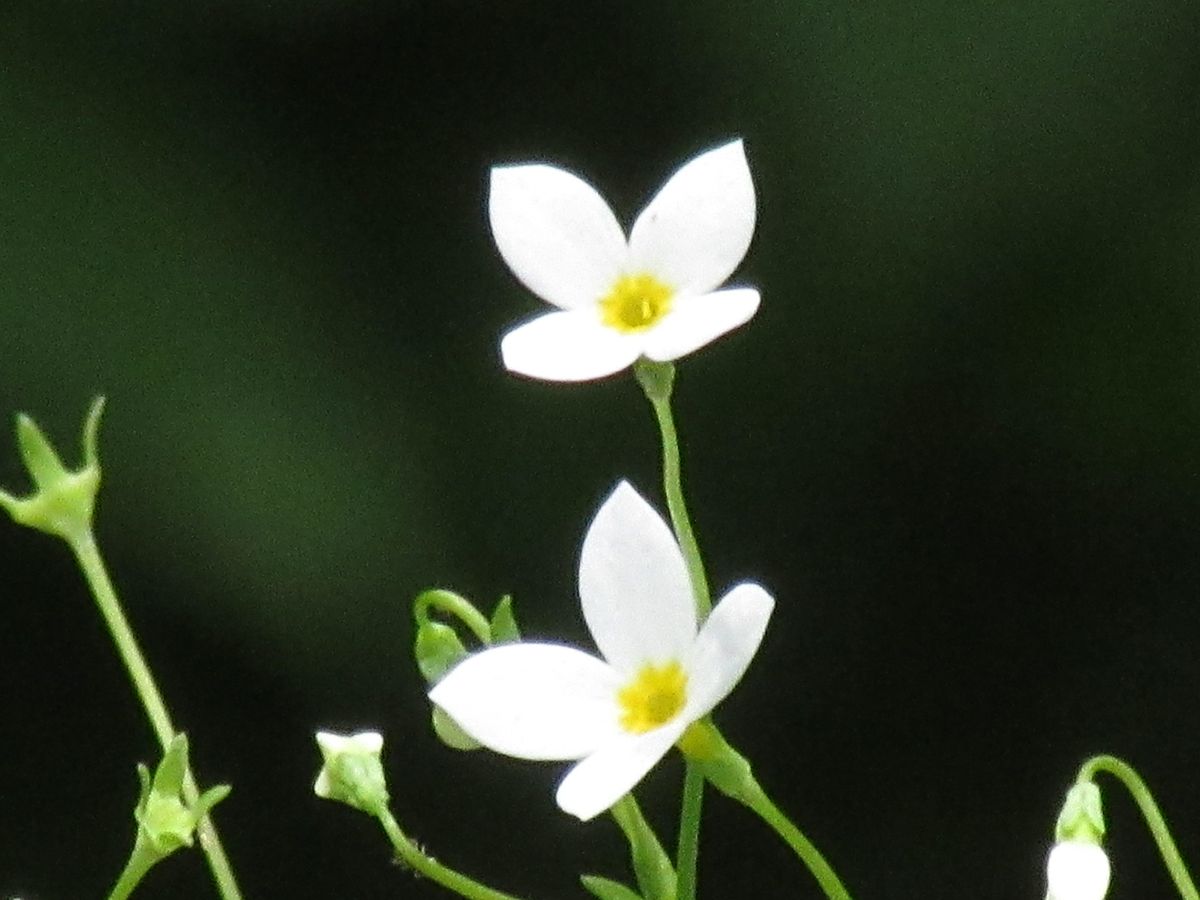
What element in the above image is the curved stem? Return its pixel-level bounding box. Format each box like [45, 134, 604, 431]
[741, 782, 852, 900]
[637, 361, 712, 617]
[376, 808, 528, 900]
[414, 588, 493, 645]
[635, 359, 711, 900]
[1078, 755, 1198, 900]
[70, 529, 243, 900]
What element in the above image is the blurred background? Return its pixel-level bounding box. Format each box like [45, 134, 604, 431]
[2, 1, 1199, 897]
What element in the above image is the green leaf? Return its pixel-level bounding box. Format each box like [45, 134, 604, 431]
[194, 784, 231, 819]
[431, 706, 481, 751]
[580, 875, 644, 900]
[413, 620, 468, 683]
[488, 595, 521, 643]
[152, 734, 189, 795]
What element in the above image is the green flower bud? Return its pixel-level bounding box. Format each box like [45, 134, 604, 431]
[677, 720, 756, 803]
[0, 397, 104, 542]
[414, 620, 469, 684]
[1055, 781, 1105, 843]
[133, 734, 230, 857]
[313, 730, 389, 816]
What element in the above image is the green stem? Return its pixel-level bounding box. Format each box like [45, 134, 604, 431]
[741, 782, 852, 900]
[1078, 755, 1198, 900]
[69, 529, 243, 900]
[107, 843, 158, 900]
[414, 588, 494, 644]
[675, 763, 705, 900]
[637, 360, 712, 617]
[376, 808, 527, 900]
[635, 359, 710, 900]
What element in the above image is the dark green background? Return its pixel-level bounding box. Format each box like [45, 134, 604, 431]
[2, 1, 1199, 897]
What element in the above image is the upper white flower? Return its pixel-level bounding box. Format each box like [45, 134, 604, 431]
[490, 139, 760, 381]
[429, 481, 774, 821]
[1046, 841, 1111, 900]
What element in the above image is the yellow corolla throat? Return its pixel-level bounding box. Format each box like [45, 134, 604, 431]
[617, 661, 688, 734]
[599, 273, 675, 333]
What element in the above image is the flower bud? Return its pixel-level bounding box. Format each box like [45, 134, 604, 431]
[134, 734, 230, 857]
[1046, 840, 1110, 900]
[313, 730, 389, 816]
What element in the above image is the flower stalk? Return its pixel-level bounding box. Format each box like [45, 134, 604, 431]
[0, 401, 243, 900]
[634, 358, 709, 900]
[1076, 755, 1198, 900]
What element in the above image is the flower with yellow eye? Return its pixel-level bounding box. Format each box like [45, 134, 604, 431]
[490, 140, 759, 381]
[428, 481, 773, 821]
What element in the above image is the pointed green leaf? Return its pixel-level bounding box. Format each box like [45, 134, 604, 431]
[414, 620, 468, 683]
[15, 414, 66, 490]
[580, 875, 644, 900]
[136, 763, 152, 809]
[488, 595, 521, 643]
[193, 784, 231, 819]
[81, 396, 105, 471]
[152, 734, 189, 795]
[431, 706, 481, 751]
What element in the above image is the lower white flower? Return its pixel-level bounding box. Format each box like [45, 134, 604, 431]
[1046, 840, 1110, 900]
[429, 481, 774, 821]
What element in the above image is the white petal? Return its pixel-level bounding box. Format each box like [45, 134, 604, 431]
[429, 643, 622, 761]
[501, 309, 643, 381]
[681, 582, 774, 720]
[489, 164, 628, 310]
[313, 770, 332, 798]
[316, 730, 383, 756]
[578, 481, 697, 674]
[1047, 842, 1110, 900]
[641, 289, 760, 362]
[628, 140, 756, 296]
[555, 723, 687, 821]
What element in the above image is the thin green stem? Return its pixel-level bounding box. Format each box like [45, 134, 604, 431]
[1078, 755, 1198, 900]
[107, 844, 157, 900]
[69, 529, 243, 900]
[635, 359, 710, 900]
[638, 363, 712, 618]
[414, 588, 493, 644]
[675, 763, 705, 900]
[376, 808, 527, 900]
[741, 782, 852, 900]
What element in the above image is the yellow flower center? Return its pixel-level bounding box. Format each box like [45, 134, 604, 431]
[599, 274, 674, 333]
[617, 661, 688, 734]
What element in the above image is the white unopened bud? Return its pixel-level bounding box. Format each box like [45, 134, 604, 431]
[1046, 840, 1110, 900]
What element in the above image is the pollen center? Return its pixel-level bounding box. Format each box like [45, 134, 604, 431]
[617, 661, 688, 734]
[599, 274, 674, 333]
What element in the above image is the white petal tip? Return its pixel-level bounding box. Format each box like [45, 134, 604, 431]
[313, 771, 332, 798]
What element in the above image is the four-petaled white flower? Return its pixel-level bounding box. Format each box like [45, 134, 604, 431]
[490, 139, 760, 381]
[1046, 840, 1111, 900]
[429, 481, 774, 821]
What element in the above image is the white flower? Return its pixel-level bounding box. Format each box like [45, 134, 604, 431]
[429, 481, 774, 821]
[1046, 840, 1111, 900]
[490, 139, 760, 381]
